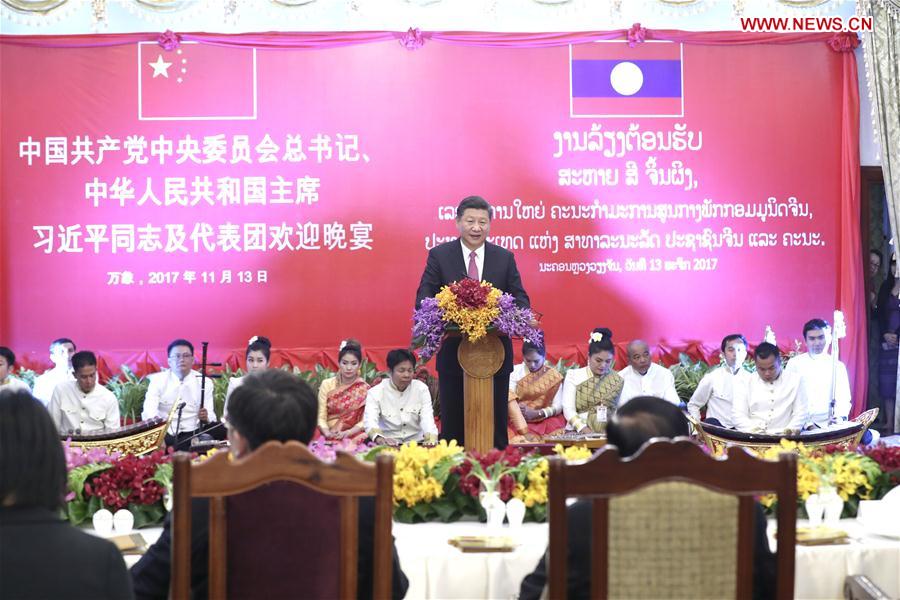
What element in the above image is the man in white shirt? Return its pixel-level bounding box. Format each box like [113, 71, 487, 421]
[688, 334, 752, 428]
[141, 339, 216, 450]
[618, 340, 680, 406]
[0, 347, 31, 394]
[364, 349, 438, 446]
[32, 337, 76, 406]
[48, 350, 120, 433]
[733, 342, 809, 434]
[784, 318, 851, 428]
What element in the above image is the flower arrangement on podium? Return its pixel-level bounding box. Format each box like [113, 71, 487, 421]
[412, 278, 543, 361]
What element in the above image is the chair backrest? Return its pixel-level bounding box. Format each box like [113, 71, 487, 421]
[171, 441, 394, 599]
[547, 437, 797, 600]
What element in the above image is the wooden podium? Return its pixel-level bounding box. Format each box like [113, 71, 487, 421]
[457, 332, 505, 453]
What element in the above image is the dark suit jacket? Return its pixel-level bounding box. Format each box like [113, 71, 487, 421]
[131, 495, 409, 600]
[415, 239, 531, 375]
[519, 500, 775, 600]
[0, 506, 134, 600]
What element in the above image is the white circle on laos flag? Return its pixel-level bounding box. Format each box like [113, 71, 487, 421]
[610, 62, 643, 96]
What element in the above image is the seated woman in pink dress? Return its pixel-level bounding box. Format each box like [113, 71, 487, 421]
[317, 339, 369, 442]
[508, 340, 567, 443]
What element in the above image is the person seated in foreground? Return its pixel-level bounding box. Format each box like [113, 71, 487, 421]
[783, 318, 851, 428]
[0, 388, 134, 600]
[733, 342, 808, 435]
[131, 369, 409, 600]
[687, 333, 751, 428]
[518, 396, 775, 600]
[223, 335, 271, 415]
[364, 348, 438, 446]
[48, 350, 120, 434]
[562, 328, 624, 434]
[618, 339, 680, 406]
[507, 340, 566, 443]
[0, 346, 30, 394]
[317, 339, 369, 442]
[32, 337, 76, 406]
[141, 339, 217, 450]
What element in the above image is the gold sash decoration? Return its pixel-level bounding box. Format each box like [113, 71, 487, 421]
[575, 371, 624, 433]
[515, 364, 564, 410]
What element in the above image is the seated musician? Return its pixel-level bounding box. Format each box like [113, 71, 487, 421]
[507, 340, 566, 443]
[141, 339, 217, 450]
[48, 350, 119, 434]
[364, 349, 438, 446]
[618, 340, 680, 406]
[0, 347, 30, 394]
[687, 334, 751, 428]
[732, 342, 809, 435]
[224, 335, 271, 415]
[562, 328, 624, 434]
[131, 369, 409, 600]
[783, 318, 851, 427]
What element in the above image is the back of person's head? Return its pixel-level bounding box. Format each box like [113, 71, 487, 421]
[0, 389, 67, 511]
[606, 395, 690, 458]
[227, 370, 318, 450]
[71, 350, 96, 371]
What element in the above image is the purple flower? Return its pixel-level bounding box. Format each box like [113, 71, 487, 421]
[412, 297, 446, 361]
[491, 294, 543, 347]
[398, 27, 426, 51]
[157, 30, 180, 52]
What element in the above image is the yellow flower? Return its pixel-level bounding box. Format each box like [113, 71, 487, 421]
[513, 458, 549, 508]
[553, 444, 592, 462]
[436, 284, 501, 342]
[386, 440, 464, 508]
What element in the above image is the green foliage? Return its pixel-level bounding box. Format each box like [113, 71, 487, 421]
[668, 353, 713, 404]
[360, 359, 388, 386]
[549, 357, 578, 377]
[105, 366, 149, 423]
[213, 366, 241, 419]
[14, 367, 36, 390]
[292, 364, 335, 394]
[68, 462, 114, 502]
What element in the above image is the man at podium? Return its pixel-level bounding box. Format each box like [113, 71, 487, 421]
[416, 196, 531, 449]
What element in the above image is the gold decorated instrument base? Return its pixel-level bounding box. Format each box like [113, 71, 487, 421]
[458, 333, 505, 454]
[61, 417, 169, 456]
[691, 408, 879, 457]
[543, 433, 608, 449]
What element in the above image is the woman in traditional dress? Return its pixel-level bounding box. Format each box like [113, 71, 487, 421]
[317, 339, 369, 441]
[224, 336, 271, 415]
[507, 340, 567, 443]
[562, 327, 624, 434]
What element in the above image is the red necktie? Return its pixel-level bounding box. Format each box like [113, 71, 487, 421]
[467, 251, 479, 280]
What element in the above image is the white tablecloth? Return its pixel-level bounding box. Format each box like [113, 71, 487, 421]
[115, 518, 900, 600]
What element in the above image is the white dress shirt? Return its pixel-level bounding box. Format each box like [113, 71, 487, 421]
[509, 363, 564, 417]
[618, 363, 680, 406]
[0, 376, 31, 395]
[49, 380, 120, 433]
[142, 369, 216, 435]
[32, 368, 74, 406]
[460, 240, 485, 280]
[687, 365, 752, 428]
[732, 370, 809, 434]
[784, 352, 851, 427]
[363, 379, 438, 443]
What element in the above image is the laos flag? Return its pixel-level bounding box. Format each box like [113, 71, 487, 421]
[570, 41, 683, 118]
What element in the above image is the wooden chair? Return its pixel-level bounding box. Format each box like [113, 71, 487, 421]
[547, 438, 797, 599]
[171, 441, 394, 599]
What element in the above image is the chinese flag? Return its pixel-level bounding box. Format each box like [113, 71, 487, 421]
[138, 41, 257, 120]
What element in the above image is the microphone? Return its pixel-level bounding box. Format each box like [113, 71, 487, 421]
[178, 421, 228, 449]
[174, 402, 187, 437]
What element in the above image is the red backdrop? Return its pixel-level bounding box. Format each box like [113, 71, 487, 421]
[0, 31, 864, 412]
